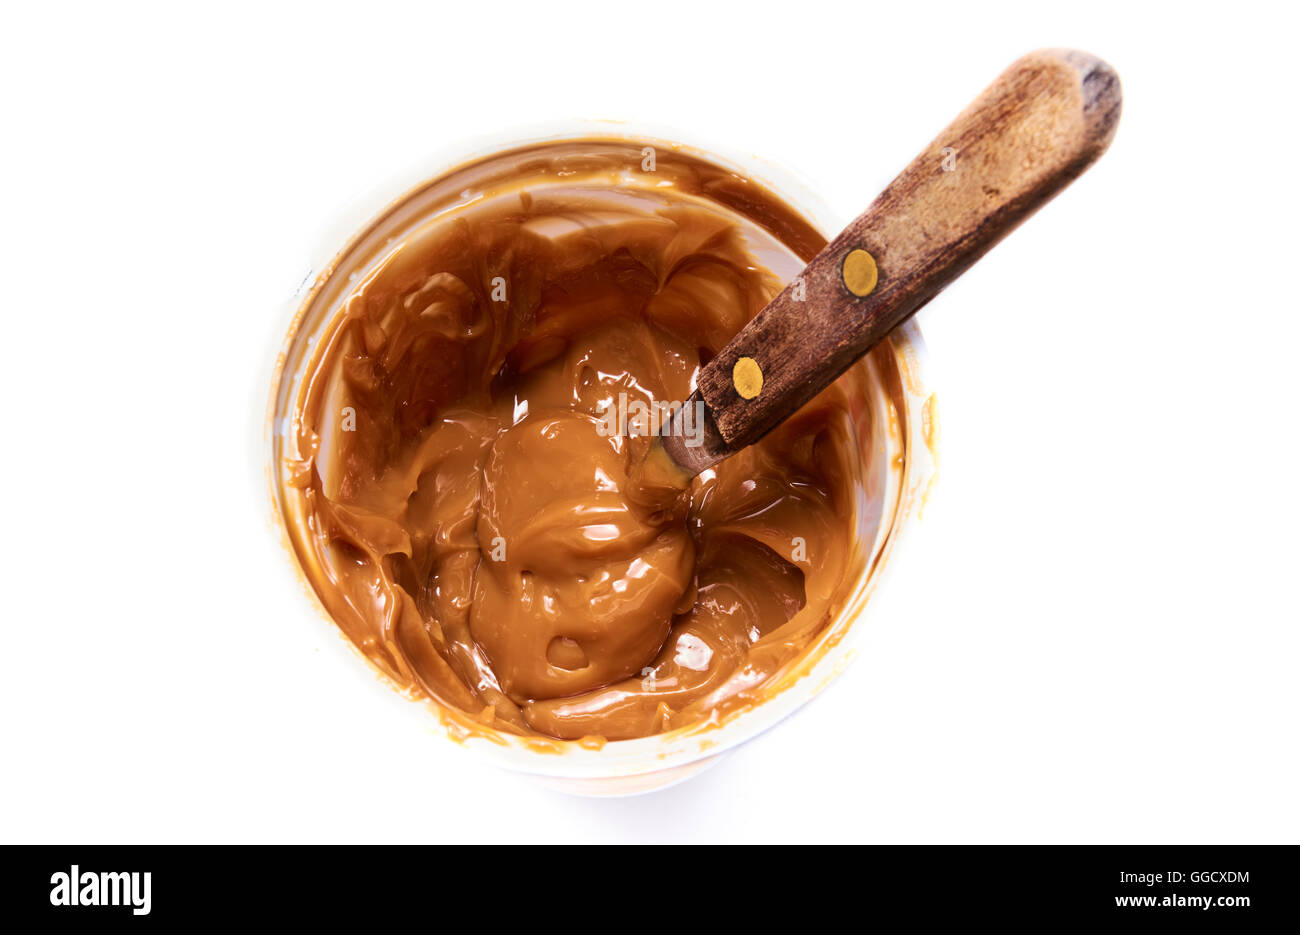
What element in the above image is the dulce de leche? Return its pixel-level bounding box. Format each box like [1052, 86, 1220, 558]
[274, 140, 903, 742]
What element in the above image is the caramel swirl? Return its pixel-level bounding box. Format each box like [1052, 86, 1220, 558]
[277, 140, 887, 741]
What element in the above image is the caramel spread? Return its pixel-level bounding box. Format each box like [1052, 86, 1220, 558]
[274, 140, 898, 741]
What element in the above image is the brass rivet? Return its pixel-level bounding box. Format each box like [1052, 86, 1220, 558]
[842, 248, 878, 297]
[733, 357, 763, 399]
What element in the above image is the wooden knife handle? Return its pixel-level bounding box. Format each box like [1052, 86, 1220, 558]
[667, 49, 1120, 473]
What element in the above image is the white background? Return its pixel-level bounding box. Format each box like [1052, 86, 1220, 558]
[2, 1, 1296, 844]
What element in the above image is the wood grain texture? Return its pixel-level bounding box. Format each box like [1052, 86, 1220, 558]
[673, 49, 1120, 469]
